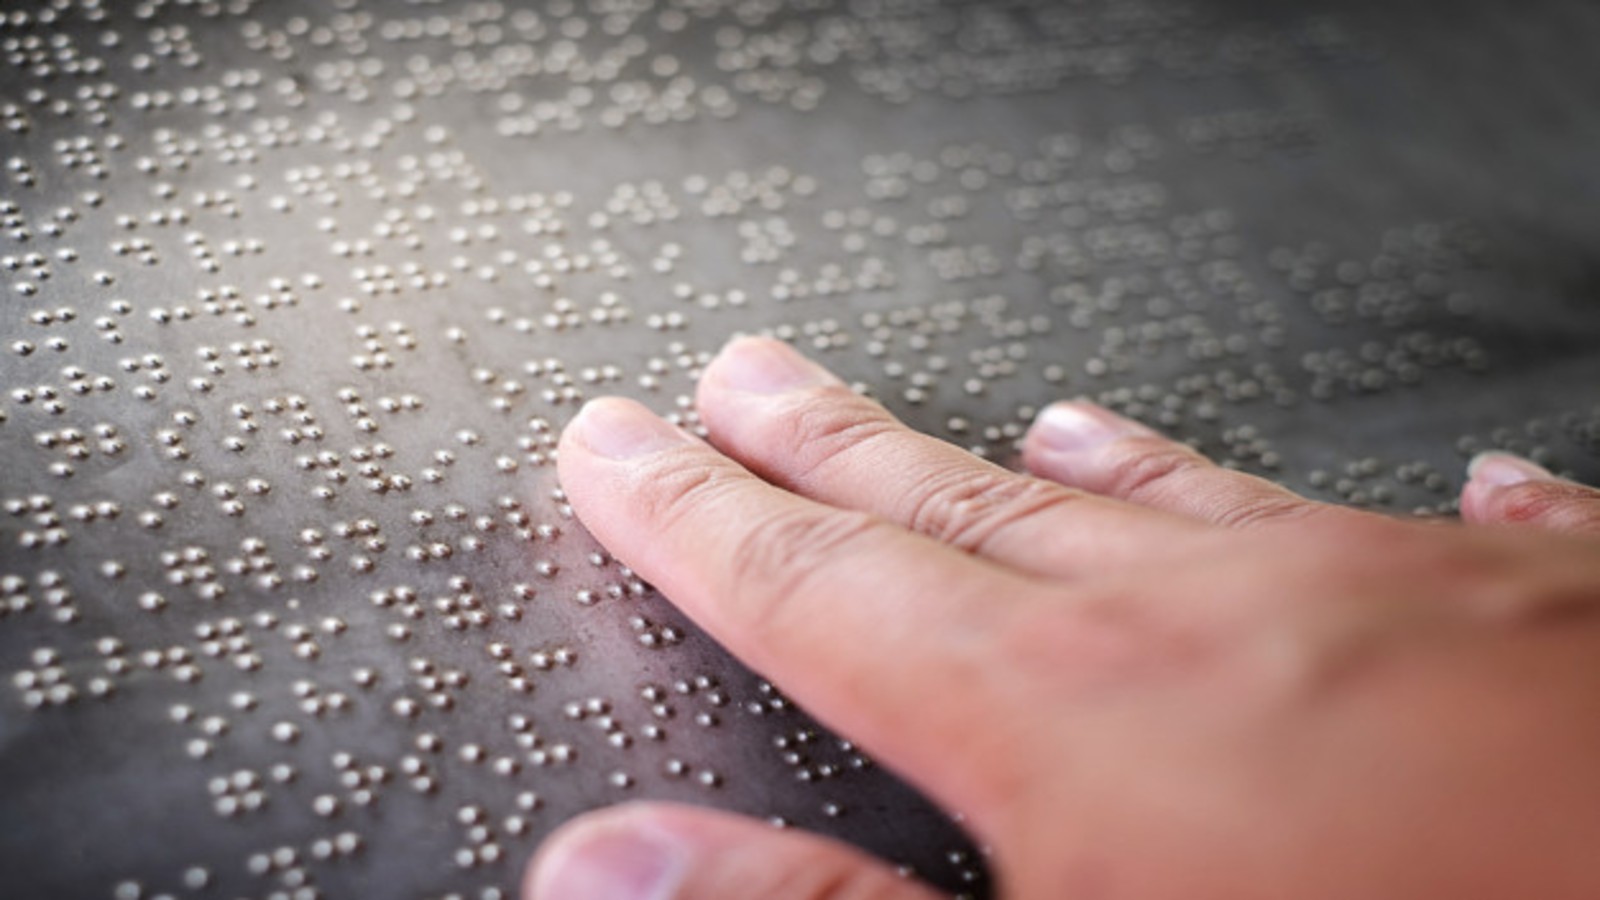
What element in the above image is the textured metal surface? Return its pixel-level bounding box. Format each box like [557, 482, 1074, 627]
[2, 0, 1599, 898]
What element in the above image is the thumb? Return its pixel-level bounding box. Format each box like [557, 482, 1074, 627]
[1460, 452, 1600, 535]
[524, 802, 947, 900]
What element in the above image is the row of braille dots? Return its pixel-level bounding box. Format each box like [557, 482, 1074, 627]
[1268, 224, 1485, 330]
[768, 255, 898, 302]
[0, 78, 115, 133]
[1027, 229, 1258, 339]
[341, 166, 817, 307]
[108, 537, 283, 607]
[0, 560, 77, 619]
[856, 2, 1362, 101]
[240, 0, 384, 63]
[681, 166, 818, 223]
[175, 671, 360, 769]
[461, 357, 595, 415]
[634, 682, 725, 789]
[393, 655, 472, 720]
[291, 448, 422, 516]
[349, 319, 416, 370]
[844, 5, 1155, 103]
[4, 491, 118, 559]
[1454, 416, 1592, 479]
[1008, 178, 1172, 236]
[112, 865, 214, 900]
[1179, 108, 1323, 157]
[1, 100, 26, 132]
[1547, 409, 1600, 463]
[234, 831, 365, 900]
[11, 644, 109, 707]
[1304, 455, 1456, 513]
[4, 246, 58, 298]
[706, 9, 829, 110]
[193, 59, 311, 116]
[386, 34, 739, 134]
[8, 365, 116, 419]
[482, 633, 566, 696]
[7, 279, 92, 334]
[334, 207, 635, 303]
[208, 766, 272, 818]
[313, 749, 395, 818]
[1300, 333, 1489, 401]
[3, 194, 95, 248]
[502, 696, 580, 770]
[172, 698, 239, 760]
[772, 725, 874, 786]
[369, 577, 518, 640]
[13, 633, 140, 709]
[1, 19, 111, 81]
[1094, 359, 1298, 430]
[941, 845, 989, 896]
[335, 244, 632, 312]
[853, 301, 1050, 407]
[142, 278, 307, 330]
[571, 549, 651, 610]
[875, 131, 1159, 217]
[359, 514, 566, 617]
[947, 403, 1048, 461]
[625, 607, 683, 649]
[561, 694, 655, 791]
[6, 155, 40, 188]
[645, 675, 733, 732]
[134, 612, 268, 689]
[452, 798, 542, 871]
[28, 419, 122, 469]
[852, 138, 1164, 289]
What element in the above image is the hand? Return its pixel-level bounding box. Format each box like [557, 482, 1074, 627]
[525, 336, 1600, 900]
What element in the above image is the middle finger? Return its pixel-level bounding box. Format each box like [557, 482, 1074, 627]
[695, 337, 1208, 580]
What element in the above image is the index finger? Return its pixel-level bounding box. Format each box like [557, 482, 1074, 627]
[556, 396, 1049, 820]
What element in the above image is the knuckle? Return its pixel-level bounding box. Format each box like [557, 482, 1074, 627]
[1105, 439, 1209, 504]
[766, 390, 901, 485]
[1209, 493, 1324, 530]
[1105, 438, 1325, 530]
[630, 449, 740, 533]
[725, 506, 883, 626]
[903, 468, 1080, 554]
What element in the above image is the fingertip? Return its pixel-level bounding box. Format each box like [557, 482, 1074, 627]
[561, 397, 695, 463]
[1465, 451, 1556, 488]
[524, 804, 688, 900]
[1024, 400, 1155, 457]
[526, 803, 943, 900]
[1021, 401, 1159, 488]
[1459, 452, 1600, 536]
[1460, 452, 1557, 525]
[699, 334, 840, 401]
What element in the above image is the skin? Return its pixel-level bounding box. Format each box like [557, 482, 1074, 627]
[523, 336, 1600, 900]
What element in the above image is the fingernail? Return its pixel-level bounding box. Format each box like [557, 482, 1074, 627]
[1029, 401, 1153, 453]
[712, 336, 840, 395]
[568, 398, 692, 461]
[1467, 452, 1554, 487]
[533, 823, 685, 900]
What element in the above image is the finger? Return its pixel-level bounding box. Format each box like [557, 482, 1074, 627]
[557, 396, 1045, 816]
[525, 803, 945, 900]
[1022, 401, 1349, 529]
[695, 336, 1206, 579]
[1460, 452, 1600, 535]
